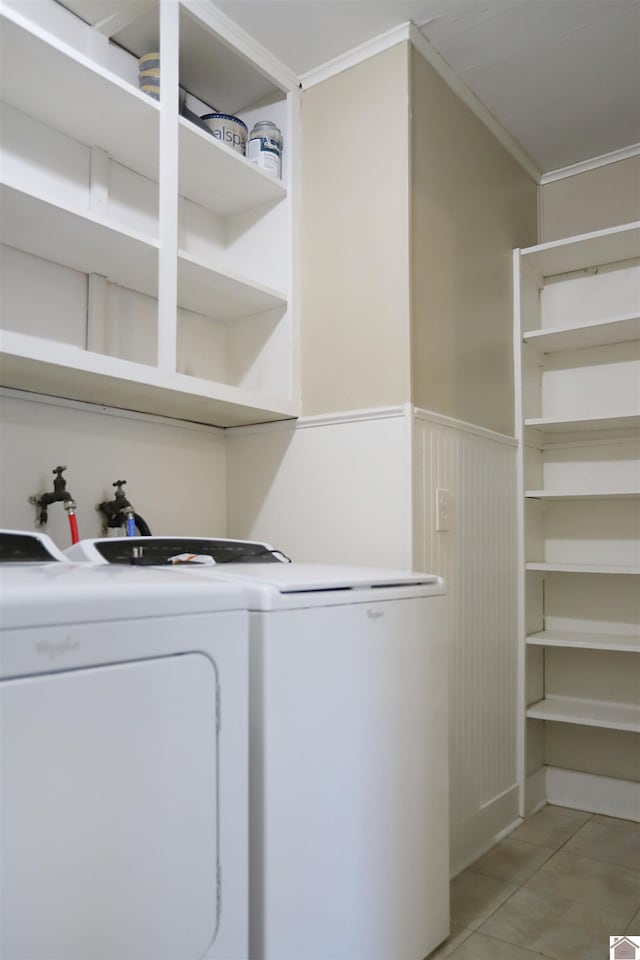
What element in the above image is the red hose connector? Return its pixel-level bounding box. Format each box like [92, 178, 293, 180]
[64, 500, 80, 545]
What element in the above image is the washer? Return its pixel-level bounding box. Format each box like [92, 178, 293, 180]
[0, 531, 249, 960]
[191, 561, 449, 960]
[67, 536, 450, 960]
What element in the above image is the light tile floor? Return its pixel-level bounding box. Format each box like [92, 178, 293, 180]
[427, 805, 640, 960]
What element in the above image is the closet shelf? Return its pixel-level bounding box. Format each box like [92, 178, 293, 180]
[526, 630, 640, 653]
[1, 181, 159, 298]
[520, 221, 640, 277]
[524, 414, 640, 434]
[526, 561, 640, 575]
[177, 252, 286, 321]
[0, 331, 298, 427]
[0, 7, 159, 182]
[525, 489, 640, 501]
[527, 696, 640, 733]
[179, 118, 286, 216]
[522, 314, 640, 352]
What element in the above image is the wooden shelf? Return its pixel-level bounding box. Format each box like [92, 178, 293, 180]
[0, 7, 160, 182]
[525, 490, 640, 501]
[526, 561, 640, 575]
[520, 221, 640, 278]
[0, 331, 298, 428]
[178, 118, 286, 216]
[527, 630, 640, 653]
[177, 251, 287, 321]
[0, 181, 158, 298]
[527, 696, 640, 733]
[525, 414, 640, 434]
[523, 314, 640, 352]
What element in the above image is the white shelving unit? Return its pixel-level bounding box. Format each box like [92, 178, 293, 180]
[0, 0, 300, 426]
[514, 221, 640, 817]
[527, 697, 640, 734]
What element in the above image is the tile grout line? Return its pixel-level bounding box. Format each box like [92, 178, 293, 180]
[456, 811, 587, 956]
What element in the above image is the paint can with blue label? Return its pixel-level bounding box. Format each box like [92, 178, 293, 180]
[247, 121, 282, 178]
[201, 113, 248, 155]
[138, 52, 160, 100]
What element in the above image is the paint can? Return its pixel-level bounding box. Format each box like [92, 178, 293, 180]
[138, 52, 160, 100]
[247, 120, 282, 178]
[201, 113, 248, 155]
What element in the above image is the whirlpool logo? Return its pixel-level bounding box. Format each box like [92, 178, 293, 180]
[36, 638, 80, 659]
[366, 608, 385, 622]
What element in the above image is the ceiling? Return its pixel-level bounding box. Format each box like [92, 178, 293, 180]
[214, 0, 640, 175]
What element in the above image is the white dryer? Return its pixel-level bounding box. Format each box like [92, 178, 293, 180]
[0, 531, 249, 960]
[66, 537, 450, 960]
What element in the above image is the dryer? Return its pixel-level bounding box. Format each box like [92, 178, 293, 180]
[66, 537, 450, 960]
[0, 531, 249, 960]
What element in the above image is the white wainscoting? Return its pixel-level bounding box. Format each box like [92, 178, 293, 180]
[412, 408, 520, 874]
[226, 406, 412, 567]
[228, 404, 522, 875]
[0, 388, 227, 546]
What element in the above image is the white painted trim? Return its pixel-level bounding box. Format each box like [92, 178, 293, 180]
[525, 768, 548, 817]
[226, 405, 407, 437]
[402, 401, 415, 569]
[408, 25, 541, 184]
[546, 767, 640, 822]
[300, 22, 411, 89]
[413, 406, 518, 447]
[542, 433, 640, 451]
[513, 249, 527, 817]
[301, 21, 541, 184]
[450, 783, 520, 877]
[0, 387, 225, 436]
[540, 143, 640, 185]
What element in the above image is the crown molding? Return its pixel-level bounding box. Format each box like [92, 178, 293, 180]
[300, 21, 412, 90]
[408, 25, 541, 183]
[540, 143, 640, 185]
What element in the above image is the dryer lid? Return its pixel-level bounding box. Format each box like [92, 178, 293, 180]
[0, 530, 67, 564]
[0, 564, 246, 628]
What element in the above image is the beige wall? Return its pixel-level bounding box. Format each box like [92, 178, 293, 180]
[0, 392, 227, 548]
[300, 44, 412, 415]
[410, 49, 538, 437]
[540, 155, 640, 242]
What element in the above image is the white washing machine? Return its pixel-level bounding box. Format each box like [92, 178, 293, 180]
[66, 536, 450, 960]
[0, 531, 249, 960]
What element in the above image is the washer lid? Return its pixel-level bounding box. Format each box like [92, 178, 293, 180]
[206, 563, 440, 591]
[0, 564, 245, 628]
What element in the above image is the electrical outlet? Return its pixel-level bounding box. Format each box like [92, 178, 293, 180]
[436, 488, 450, 532]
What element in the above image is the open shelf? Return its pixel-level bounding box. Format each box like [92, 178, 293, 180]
[525, 490, 640, 501]
[524, 414, 640, 434]
[527, 696, 640, 733]
[178, 118, 286, 216]
[523, 314, 640, 353]
[527, 630, 640, 653]
[177, 251, 286, 320]
[520, 221, 640, 277]
[0, 331, 297, 427]
[0, 6, 159, 182]
[0, 181, 158, 298]
[526, 561, 640, 575]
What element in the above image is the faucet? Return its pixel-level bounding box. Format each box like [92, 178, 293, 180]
[30, 466, 75, 526]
